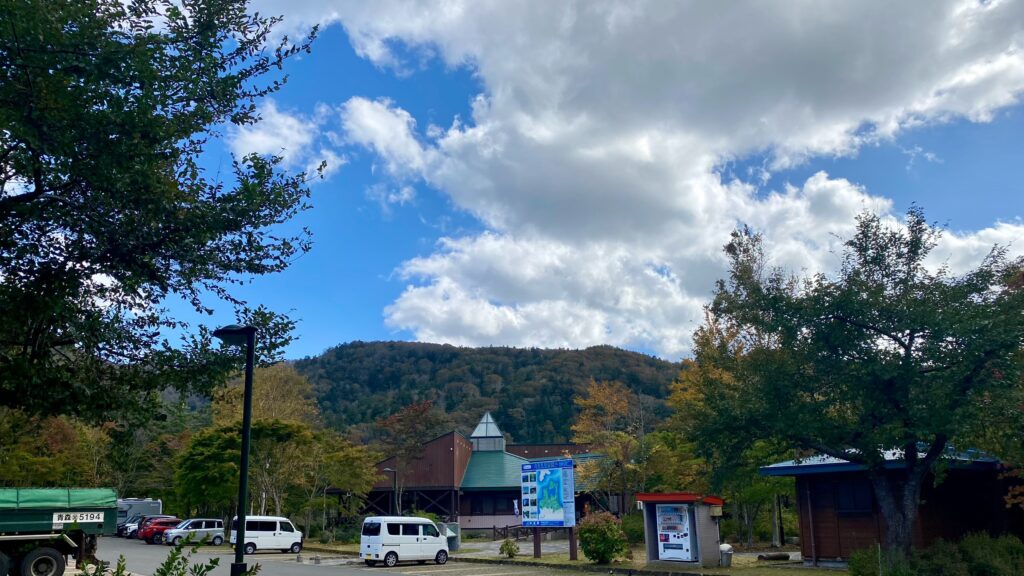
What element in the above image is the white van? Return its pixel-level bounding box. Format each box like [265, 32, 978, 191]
[360, 516, 448, 567]
[229, 515, 303, 554]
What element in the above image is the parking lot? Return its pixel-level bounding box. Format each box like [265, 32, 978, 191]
[98, 537, 592, 576]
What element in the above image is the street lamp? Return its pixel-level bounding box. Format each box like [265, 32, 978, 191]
[213, 324, 257, 576]
[382, 468, 398, 515]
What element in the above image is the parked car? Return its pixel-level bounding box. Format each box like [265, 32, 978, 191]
[139, 517, 180, 543]
[117, 513, 143, 537]
[128, 514, 172, 539]
[360, 516, 448, 568]
[228, 515, 303, 554]
[163, 518, 225, 546]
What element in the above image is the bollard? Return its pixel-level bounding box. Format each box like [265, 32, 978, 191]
[296, 554, 302, 563]
[313, 555, 321, 565]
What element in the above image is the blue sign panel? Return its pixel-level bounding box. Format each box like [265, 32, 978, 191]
[521, 459, 575, 527]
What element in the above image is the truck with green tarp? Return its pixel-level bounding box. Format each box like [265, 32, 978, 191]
[0, 488, 117, 576]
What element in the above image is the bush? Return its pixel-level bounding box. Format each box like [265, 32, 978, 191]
[408, 509, 440, 523]
[620, 514, 645, 545]
[848, 547, 914, 576]
[578, 512, 628, 564]
[499, 538, 519, 559]
[957, 533, 1024, 576]
[915, 539, 968, 576]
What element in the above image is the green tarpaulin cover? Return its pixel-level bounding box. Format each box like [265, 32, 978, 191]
[0, 488, 116, 510]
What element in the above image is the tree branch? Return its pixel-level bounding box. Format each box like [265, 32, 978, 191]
[831, 314, 910, 352]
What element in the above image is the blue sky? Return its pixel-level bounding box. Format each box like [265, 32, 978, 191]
[184, 1, 1024, 361]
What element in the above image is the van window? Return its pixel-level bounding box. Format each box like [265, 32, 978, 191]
[401, 524, 419, 536]
[245, 520, 277, 532]
[361, 522, 381, 536]
[387, 523, 401, 536]
[280, 522, 294, 532]
[423, 524, 439, 538]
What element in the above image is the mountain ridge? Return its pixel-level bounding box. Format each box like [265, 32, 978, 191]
[293, 341, 680, 443]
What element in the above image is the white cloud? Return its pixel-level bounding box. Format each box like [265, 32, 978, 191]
[253, 0, 1024, 357]
[228, 100, 345, 181]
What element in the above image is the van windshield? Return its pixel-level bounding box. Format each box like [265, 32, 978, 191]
[361, 522, 381, 536]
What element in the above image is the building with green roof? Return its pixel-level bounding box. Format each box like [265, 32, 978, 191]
[362, 412, 604, 529]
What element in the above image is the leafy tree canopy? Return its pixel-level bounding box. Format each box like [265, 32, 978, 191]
[0, 0, 317, 421]
[686, 208, 1024, 554]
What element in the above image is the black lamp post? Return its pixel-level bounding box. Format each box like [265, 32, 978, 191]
[213, 324, 257, 576]
[382, 467, 398, 515]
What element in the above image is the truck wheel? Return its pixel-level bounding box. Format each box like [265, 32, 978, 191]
[435, 550, 448, 565]
[243, 543, 256, 555]
[384, 552, 398, 567]
[0, 551, 11, 576]
[20, 548, 64, 576]
[289, 543, 302, 554]
[212, 536, 223, 546]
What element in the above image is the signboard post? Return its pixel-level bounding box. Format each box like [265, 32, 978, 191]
[521, 459, 576, 559]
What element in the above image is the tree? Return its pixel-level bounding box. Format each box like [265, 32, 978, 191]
[572, 380, 663, 513]
[0, 0, 318, 421]
[690, 208, 1024, 556]
[212, 363, 320, 426]
[375, 401, 452, 511]
[668, 317, 792, 547]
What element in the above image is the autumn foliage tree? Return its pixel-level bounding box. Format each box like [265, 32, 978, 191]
[572, 380, 661, 512]
[688, 208, 1024, 557]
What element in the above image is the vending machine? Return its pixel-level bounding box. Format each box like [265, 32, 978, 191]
[655, 504, 694, 561]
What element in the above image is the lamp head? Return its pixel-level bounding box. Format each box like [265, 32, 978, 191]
[213, 324, 255, 347]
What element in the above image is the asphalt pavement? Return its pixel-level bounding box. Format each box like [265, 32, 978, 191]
[96, 537, 579, 576]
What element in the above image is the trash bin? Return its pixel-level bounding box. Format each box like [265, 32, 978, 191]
[719, 543, 734, 567]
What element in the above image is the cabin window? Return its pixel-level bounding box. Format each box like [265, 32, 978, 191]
[401, 523, 420, 536]
[387, 523, 401, 536]
[836, 479, 874, 515]
[362, 522, 381, 536]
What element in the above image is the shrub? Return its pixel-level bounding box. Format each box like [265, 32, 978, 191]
[914, 539, 968, 576]
[408, 508, 440, 523]
[578, 512, 628, 564]
[958, 533, 1024, 576]
[499, 538, 519, 559]
[620, 514, 645, 545]
[848, 547, 914, 576]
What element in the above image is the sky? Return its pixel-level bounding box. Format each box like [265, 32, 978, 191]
[186, 0, 1024, 361]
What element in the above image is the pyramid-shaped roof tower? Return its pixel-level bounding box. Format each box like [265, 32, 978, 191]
[471, 412, 503, 438]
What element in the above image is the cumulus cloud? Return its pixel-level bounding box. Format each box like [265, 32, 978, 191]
[256, 0, 1024, 357]
[228, 100, 346, 181]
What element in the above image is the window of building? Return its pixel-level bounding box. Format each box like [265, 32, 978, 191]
[836, 479, 874, 515]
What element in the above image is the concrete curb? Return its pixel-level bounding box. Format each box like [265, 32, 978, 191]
[449, 556, 705, 576]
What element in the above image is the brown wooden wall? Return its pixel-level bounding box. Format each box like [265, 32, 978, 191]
[372, 432, 473, 490]
[797, 470, 1024, 561]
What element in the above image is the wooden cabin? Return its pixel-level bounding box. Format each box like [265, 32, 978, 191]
[761, 452, 1024, 565]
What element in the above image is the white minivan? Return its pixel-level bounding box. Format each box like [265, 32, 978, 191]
[360, 516, 448, 567]
[229, 515, 303, 554]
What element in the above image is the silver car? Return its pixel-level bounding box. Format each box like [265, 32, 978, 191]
[163, 518, 225, 546]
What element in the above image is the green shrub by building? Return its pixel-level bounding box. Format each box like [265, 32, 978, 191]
[848, 534, 1024, 576]
[578, 512, 628, 564]
[620, 513, 645, 545]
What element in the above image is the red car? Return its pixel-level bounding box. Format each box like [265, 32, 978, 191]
[140, 517, 182, 544]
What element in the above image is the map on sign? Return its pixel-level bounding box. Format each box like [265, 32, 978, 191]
[521, 458, 575, 527]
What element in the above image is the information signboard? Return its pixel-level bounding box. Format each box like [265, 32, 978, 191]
[521, 459, 575, 527]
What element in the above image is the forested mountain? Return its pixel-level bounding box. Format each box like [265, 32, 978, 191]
[294, 341, 681, 443]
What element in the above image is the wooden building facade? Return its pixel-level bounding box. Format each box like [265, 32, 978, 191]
[762, 453, 1024, 564]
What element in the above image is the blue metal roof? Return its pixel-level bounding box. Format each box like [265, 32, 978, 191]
[760, 449, 1000, 477]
